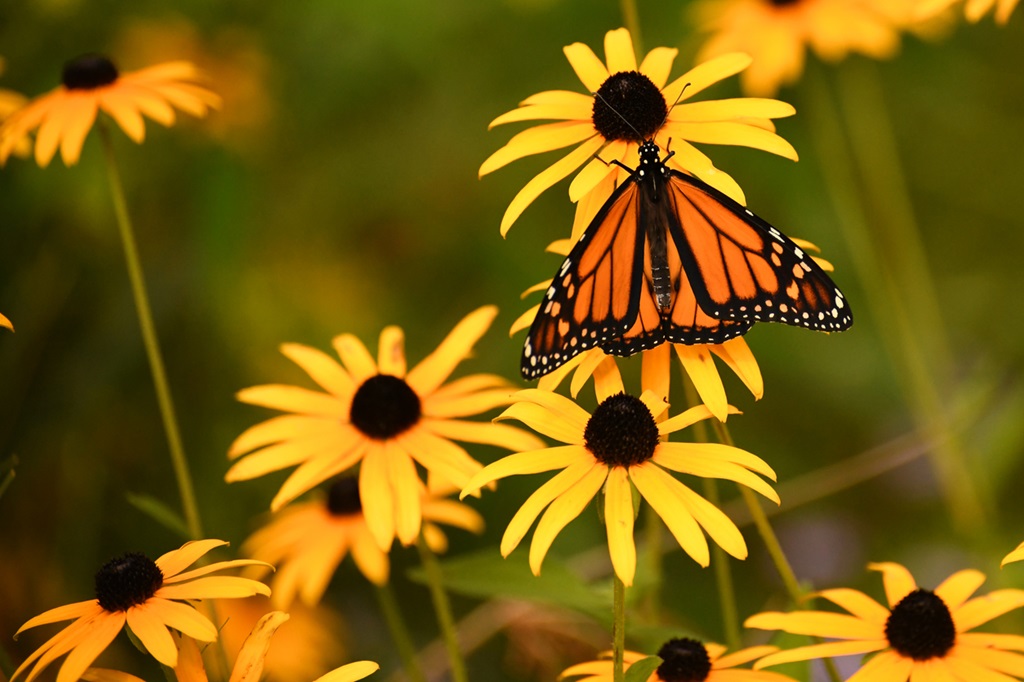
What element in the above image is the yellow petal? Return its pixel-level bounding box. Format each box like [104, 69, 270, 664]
[499, 137, 604, 236]
[81, 669, 147, 682]
[236, 384, 346, 419]
[280, 343, 355, 398]
[869, 562, 918, 607]
[570, 349, 610, 399]
[603, 467, 637, 586]
[156, 576, 270, 601]
[350, 524, 390, 586]
[712, 337, 763, 400]
[34, 91, 73, 167]
[58, 95, 98, 165]
[673, 479, 747, 560]
[503, 388, 592, 432]
[424, 418, 544, 452]
[672, 98, 795, 123]
[55, 615, 126, 682]
[754, 639, 890, 670]
[397, 428, 482, 490]
[529, 464, 607, 575]
[388, 443, 423, 546]
[603, 28, 637, 74]
[564, 41, 609, 93]
[406, 306, 497, 395]
[934, 568, 985, 611]
[312, 661, 380, 682]
[126, 605, 178, 667]
[0, 312, 12, 330]
[664, 53, 752, 104]
[816, 588, 890, 625]
[331, 333, 378, 384]
[568, 155, 617, 204]
[593, 357, 625, 403]
[155, 539, 227, 578]
[228, 415, 338, 459]
[640, 346, 671, 401]
[481, 121, 597, 176]
[496, 402, 582, 444]
[745, 610, 884, 640]
[674, 345, 728, 421]
[461, 445, 587, 498]
[99, 91, 147, 142]
[500, 459, 595, 556]
[15, 600, 100, 634]
[136, 599, 216, 641]
[662, 121, 798, 160]
[658, 403, 721, 435]
[228, 612, 290, 682]
[269, 443, 366, 510]
[638, 47, 678, 89]
[630, 464, 709, 566]
[954, 588, 1024, 632]
[377, 325, 407, 377]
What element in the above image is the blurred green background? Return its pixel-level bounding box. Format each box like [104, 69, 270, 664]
[2, 1, 1024, 680]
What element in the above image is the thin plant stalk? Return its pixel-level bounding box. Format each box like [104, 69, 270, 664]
[613, 573, 627, 682]
[641, 504, 664, 623]
[711, 420, 842, 682]
[375, 584, 427, 682]
[416, 534, 468, 682]
[802, 64, 987, 533]
[97, 121, 203, 541]
[682, 378, 740, 649]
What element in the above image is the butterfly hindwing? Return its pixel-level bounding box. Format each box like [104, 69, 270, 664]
[663, 170, 853, 333]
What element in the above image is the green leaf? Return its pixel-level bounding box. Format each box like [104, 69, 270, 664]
[405, 549, 609, 620]
[624, 655, 661, 682]
[125, 492, 190, 539]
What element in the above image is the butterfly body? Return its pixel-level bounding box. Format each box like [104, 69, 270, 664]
[521, 141, 852, 380]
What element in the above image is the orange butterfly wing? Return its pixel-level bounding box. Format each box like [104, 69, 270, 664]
[662, 170, 853, 333]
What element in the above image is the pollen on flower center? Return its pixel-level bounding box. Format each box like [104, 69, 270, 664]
[591, 71, 668, 143]
[349, 374, 422, 440]
[327, 477, 363, 516]
[94, 552, 164, 612]
[583, 393, 659, 467]
[62, 54, 119, 90]
[656, 638, 713, 682]
[885, 589, 957, 660]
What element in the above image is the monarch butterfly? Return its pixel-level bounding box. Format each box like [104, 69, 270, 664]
[521, 140, 853, 380]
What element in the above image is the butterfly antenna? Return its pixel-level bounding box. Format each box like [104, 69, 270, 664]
[593, 90, 646, 142]
[654, 82, 690, 143]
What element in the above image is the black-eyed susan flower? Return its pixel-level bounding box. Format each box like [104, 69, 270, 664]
[83, 612, 377, 682]
[746, 561, 1024, 680]
[226, 306, 542, 550]
[481, 27, 797, 236]
[917, 0, 1018, 22]
[460, 370, 778, 586]
[243, 476, 484, 607]
[12, 539, 270, 682]
[561, 639, 796, 682]
[0, 54, 220, 167]
[693, 0, 901, 96]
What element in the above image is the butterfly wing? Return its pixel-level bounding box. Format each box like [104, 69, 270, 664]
[521, 177, 647, 379]
[601, 200, 753, 355]
[662, 170, 853, 332]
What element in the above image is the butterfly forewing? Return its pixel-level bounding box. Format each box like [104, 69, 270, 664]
[663, 171, 853, 333]
[521, 177, 646, 379]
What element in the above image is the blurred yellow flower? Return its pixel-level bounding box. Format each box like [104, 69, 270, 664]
[83, 611, 376, 682]
[694, 0, 901, 96]
[561, 639, 796, 682]
[0, 311, 11, 331]
[0, 54, 220, 167]
[747, 562, 1024, 680]
[461, 374, 777, 586]
[0, 57, 30, 160]
[226, 306, 542, 550]
[243, 476, 483, 606]
[1002, 539, 1024, 566]
[917, 0, 1019, 22]
[12, 540, 269, 682]
[481, 27, 797, 236]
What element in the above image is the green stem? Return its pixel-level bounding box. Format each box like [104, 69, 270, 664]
[802, 64, 987, 533]
[613, 573, 627, 682]
[682, 379, 740, 649]
[711, 421, 841, 682]
[97, 122, 203, 541]
[416, 535, 468, 682]
[619, 0, 643, 54]
[641, 503, 663, 623]
[375, 584, 427, 682]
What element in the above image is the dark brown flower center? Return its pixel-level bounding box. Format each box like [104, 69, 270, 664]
[349, 374, 421, 440]
[767, 0, 801, 5]
[592, 71, 667, 143]
[583, 393, 659, 467]
[327, 477, 363, 516]
[94, 552, 163, 612]
[656, 638, 712, 682]
[62, 54, 119, 90]
[885, 589, 956, 661]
